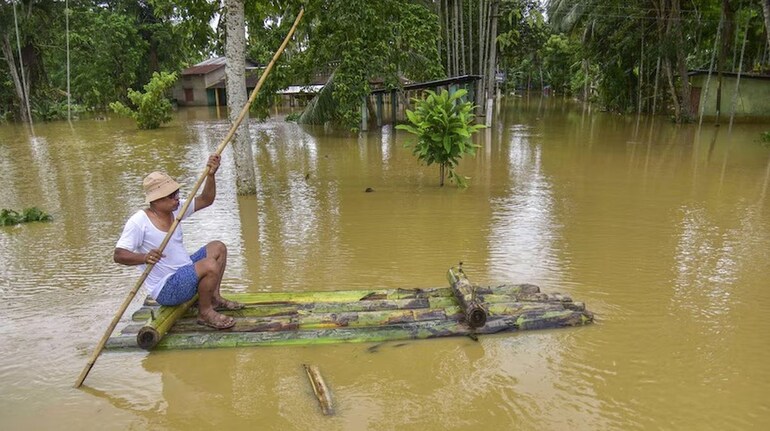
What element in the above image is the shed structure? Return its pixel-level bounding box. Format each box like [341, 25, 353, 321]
[689, 70, 770, 120]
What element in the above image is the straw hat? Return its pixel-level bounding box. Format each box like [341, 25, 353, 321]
[143, 172, 181, 203]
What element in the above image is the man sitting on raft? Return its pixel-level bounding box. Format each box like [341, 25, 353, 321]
[114, 154, 242, 330]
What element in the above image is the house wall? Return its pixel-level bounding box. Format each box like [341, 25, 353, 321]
[174, 75, 208, 106]
[691, 75, 770, 119]
[173, 68, 228, 107]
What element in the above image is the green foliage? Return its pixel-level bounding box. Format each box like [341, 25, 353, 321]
[297, 0, 444, 129]
[497, 0, 550, 92]
[31, 94, 85, 122]
[285, 111, 302, 122]
[109, 72, 177, 129]
[396, 89, 485, 188]
[298, 73, 339, 125]
[1, 1, 213, 117]
[541, 34, 578, 94]
[0, 208, 53, 226]
[542, 0, 769, 116]
[761, 131, 770, 146]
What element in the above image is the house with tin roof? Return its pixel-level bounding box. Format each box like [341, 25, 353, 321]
[173, 57, 329, 107]
[173, 57, 260, 107]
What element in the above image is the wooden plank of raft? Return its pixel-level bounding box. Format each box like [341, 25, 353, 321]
[303, 364, 334, 415]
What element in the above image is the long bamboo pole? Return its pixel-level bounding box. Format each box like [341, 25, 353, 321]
[74, 8, 305, 388]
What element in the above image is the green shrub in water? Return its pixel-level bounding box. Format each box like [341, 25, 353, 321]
[0, 208, 53, 226]
[285, 111, 302, 122]
[396, 89, 485, 187]
[110, 71, 177, 129]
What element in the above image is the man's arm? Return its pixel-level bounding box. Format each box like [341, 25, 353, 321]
[195, 154, 220, 211]
[114, 248, 146, 265]
[114, 247, 163, 265]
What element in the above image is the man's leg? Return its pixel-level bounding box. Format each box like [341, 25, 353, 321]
[203, 240, 243, 309]
[194, 254, 234, 328]
[204, 240, 227, 298]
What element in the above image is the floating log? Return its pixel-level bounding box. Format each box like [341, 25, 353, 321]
[107, 273, 593, 351]
[447, 266, 487, 328]
[304, 364, 334, 415]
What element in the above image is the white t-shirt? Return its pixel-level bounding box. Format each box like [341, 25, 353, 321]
[115, 200, 196, 299]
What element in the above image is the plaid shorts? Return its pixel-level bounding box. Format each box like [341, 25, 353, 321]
[155, 246, 207, 306]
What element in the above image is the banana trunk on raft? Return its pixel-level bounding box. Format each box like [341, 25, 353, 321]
[447, 266, 487, 328]
[136, 295, 198, 349]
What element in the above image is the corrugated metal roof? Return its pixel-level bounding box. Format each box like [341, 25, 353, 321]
[182, 57, 227, 75]
[182, 57, 261, 76]
[207, 69, 264, 88]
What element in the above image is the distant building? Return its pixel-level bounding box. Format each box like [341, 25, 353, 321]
[173, 57, 259, 107]
[689, 70, 770, 120]
[173, 57, 330, 107]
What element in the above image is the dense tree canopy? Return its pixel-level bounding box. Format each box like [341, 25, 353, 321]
[1, 0, 769, 124]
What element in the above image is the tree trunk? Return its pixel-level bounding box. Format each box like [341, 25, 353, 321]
[582, 59, 589, 101]
[485, 0, 499, 107]
[663, 58, 681, 120]
[225, 0, 256, 194]
[671, 0, 692, 121]
[652, 56, 661, 115]
[1, 34, 29, 122]
[763, 0, 770, 59]
[453, 0, 459, 76]
[444, 0, 450, 75]
[716, 0, 735, 125]
[638, 33, 644, 114]
[467, 0, 472, 76]
[461, 0, 467, 75]
[476, 0, 488, 110]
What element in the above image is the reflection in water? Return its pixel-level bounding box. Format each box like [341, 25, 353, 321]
[673, 201, 769, 324]
[487, 125, 562, 284]
[673, 206, 736, 321]
[2, 102, 770, 430]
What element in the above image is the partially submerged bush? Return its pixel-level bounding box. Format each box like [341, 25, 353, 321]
[110, 71, 177, 129]
[0, 207, 53, 226]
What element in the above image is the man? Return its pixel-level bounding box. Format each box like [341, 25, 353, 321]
[114, 154, 242, 330]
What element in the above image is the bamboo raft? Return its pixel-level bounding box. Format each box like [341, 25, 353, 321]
[105, 269, 593, 351]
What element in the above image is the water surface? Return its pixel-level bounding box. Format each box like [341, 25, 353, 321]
[1, 97, 769, 430]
